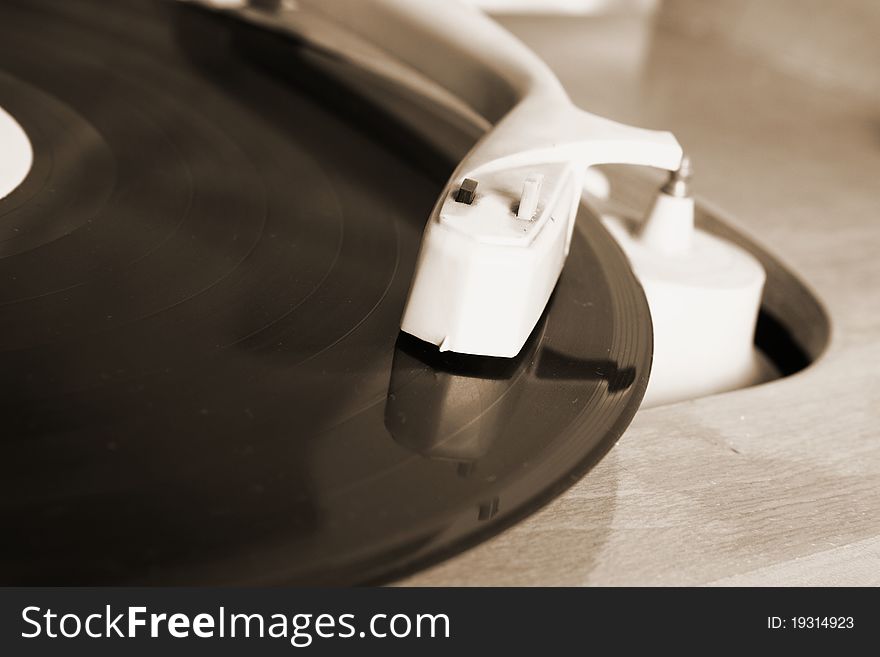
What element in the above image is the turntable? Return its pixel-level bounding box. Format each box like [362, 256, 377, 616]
[2, 0, 875, 586]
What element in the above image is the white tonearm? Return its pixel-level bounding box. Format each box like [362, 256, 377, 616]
[187, 0, 684, 358]
[298, 0, 682, 357]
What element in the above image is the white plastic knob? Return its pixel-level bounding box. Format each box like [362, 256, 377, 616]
[517, 173, 543, 221]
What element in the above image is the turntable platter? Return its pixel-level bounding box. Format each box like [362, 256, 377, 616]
[0, 0, 651, 584]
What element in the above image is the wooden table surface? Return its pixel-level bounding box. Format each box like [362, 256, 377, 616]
[402, 3, 880, 585]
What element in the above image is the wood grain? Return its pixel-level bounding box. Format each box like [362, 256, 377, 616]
[400, 6, 880, 585]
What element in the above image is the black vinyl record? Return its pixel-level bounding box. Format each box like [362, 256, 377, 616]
[0, 0, 652, 584]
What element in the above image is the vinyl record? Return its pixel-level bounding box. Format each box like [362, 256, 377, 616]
[0, 0, 652, 584]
